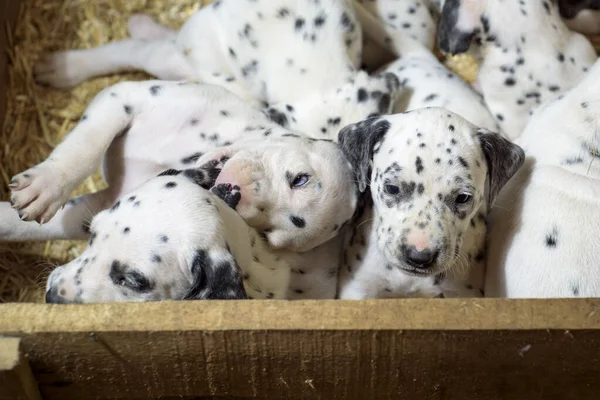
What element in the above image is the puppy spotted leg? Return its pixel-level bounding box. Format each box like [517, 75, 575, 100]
[34, 38, 197, 88]
[9, 82, 151, 223]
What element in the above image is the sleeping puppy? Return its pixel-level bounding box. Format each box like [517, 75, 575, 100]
[354, 0, 440, 71]
[2, 81, 358, 300]
[438, 0, 597, 139]
[354, 2, 499, 131]
[33, 0, 400, 139]
[337, 108, 524, 299]
[485, 58, 600, 298]
[44, 171, 290, 303]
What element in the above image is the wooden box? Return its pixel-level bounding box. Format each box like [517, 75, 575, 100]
[2, 1, 600, 399]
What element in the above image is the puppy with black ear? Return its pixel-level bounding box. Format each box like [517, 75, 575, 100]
[44, 171, 291, 304]
[485, 58, 600, 298]
[559, 0, 600, 34]
[438, 0, 597, 139]
[337, 108, 524, 299]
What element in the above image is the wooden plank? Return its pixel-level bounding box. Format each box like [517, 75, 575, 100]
[2, 299, 600, 332]
[0, 337, 42, 400]
[0, 300, 599, 399]
[0, 0, 21, 129]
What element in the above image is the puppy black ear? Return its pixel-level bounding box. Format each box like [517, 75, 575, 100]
[438, 0, 479, 55]
[338, 117, 391, 193]
[183, 249, 248, 300]
[477, 129, 525, 207]
[558, 0, 600, 19]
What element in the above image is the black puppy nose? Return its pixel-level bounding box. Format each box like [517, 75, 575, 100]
[45, 287, 68, 304]
[403, 246, 439, 268]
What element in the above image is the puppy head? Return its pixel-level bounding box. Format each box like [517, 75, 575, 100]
[339, 108, 524, 277]
[45, 173, 247, 304]
[558, 0, 600, 18]
[438, 0, 487, 55]
[263, 70, 401, 137]
[198, 135, 358, 252]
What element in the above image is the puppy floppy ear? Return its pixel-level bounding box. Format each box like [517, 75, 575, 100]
[477, 129, 525, 208]
[338, 117, 391, 193]
[558, 0, 600, 19]
[438, 0, 483, 55]
[183, 249, 248, 300]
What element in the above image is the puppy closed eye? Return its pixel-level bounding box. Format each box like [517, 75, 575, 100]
[109, 261, 154, 293]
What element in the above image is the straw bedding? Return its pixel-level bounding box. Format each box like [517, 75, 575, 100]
[0, 0, 595, 303]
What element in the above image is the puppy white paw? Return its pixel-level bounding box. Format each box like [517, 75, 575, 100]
[34, 51, 89, 88]
[9, 163, 75, 223]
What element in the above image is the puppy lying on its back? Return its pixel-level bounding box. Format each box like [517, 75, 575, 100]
[438, 0, 597, 139]
[485, 58, 600, 298]
[355, 0, 440, 71]
[337, 108, 524, 299]
[353, 2, 499, 131]
[34, 0, 400, 139]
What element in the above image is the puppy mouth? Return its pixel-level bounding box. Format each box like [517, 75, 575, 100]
[396, 265, 436, 277]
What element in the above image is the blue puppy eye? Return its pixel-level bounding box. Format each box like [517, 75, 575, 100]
[455, 193, 473, 204]
[291, 174, 310, 188]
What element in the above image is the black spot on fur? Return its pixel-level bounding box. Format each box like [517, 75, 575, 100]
[165, 181, 177, 189]
[181, 153, 203, 165]
[290, 215, 306, 228]
[546, 232, 558, 248]
[110, 201, 121, 212]
[357, 88, 368, 102]
[149, 85, 161, 95]
[124, 105, 133, 114]
[415, 157, 424, 174]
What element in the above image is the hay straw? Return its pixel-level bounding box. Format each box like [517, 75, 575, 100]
[0, 0, 211, 303]
[1, 1, 598, 303]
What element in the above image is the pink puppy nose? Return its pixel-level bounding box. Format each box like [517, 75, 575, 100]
[407, 233, 431, 252]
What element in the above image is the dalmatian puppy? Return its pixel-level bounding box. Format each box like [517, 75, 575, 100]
[354, 3, 500, 131]
[353, 0, 440, 71]
[485, 58, 600, 298]
[33, 0, 400, 139]
[2, 81, 358, 300]
[44, 170, 291, 303]
[559, 0, 600, 34]
[438, 0, 598, 140]
[337, 108, 524, 299]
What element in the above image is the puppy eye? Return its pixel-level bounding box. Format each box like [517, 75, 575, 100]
[384, 184, 400, 195]
[291, 174, 310, 188]
[455, 193, 473, 204]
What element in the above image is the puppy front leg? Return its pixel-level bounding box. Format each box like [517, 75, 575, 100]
[9, 82, 146, 223]
[34, 39, 198, 88]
